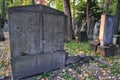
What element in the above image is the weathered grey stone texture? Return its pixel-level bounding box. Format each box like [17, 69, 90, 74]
[8, 5, 67, 80]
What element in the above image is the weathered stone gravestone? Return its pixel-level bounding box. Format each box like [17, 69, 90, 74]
[90, 40, 100, 51]
[77, 21, 87, 42]
[77, 31, 87, 42]
[113, 35, 120, 45]
[8, 5, 67, 80]
[99, 14, 115, 46]
[90, 21, 100, 51]
[93, 21, 100, 40]
[97, 14, 116, 56]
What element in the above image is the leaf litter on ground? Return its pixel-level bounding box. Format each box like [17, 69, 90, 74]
[0, 39, 120, 80]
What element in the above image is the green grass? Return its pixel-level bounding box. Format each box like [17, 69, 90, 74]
[64, 41, 91, 56]
[1, 39, 120, 79]
[60, 69, 73, 80]
[87, 75, 97, 80]
[64, 40, 120, 78]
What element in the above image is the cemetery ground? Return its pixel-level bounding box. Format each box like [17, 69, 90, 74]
[0, 35, 120, 80]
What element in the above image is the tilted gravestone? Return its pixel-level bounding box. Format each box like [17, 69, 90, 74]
[97, 14, 116, 56]
[8, 5, 67, 79]
[99, 14, 115, 46]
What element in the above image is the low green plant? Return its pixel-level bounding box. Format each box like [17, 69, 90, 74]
[110, 69, 120, 75]
[60, 69, 73, 80]
[40, 71, 52, 79]
[87, 75, 96, 80]
[98, 63, 108, 68]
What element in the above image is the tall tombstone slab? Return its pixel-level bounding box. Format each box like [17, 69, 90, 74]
[97, 14, 116, 56]
[8, 5, 67, 80]
[99, 14, 115, 46]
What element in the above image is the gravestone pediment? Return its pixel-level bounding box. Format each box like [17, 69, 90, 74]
[8, 5, 67, 80]
[8, 4, 65, 15]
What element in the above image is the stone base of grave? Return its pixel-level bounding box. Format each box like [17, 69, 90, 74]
[97, 45, 116, 57]
[113, 35, 120, 45]
[90, 40, 100, 51]
[11, 51, 67, 80]
[77, 31, 87, 42]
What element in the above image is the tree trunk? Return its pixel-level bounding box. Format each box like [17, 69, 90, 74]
[114, 0, 120, 34]
[0, 0, 5, 41]
[86, 0, 91, 39]
[32, 0, 35, 5]
[106, 0, 110, 14]
[62, 0, 74, 41]
[72, 0, 76, 36]
[72, 0, 75, 19]
[89, 16, 95, 40]
[10, 0, 13, 4]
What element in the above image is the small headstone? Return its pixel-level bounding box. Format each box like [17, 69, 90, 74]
[90, 40, 100, 51]
[93, 22, 100, 40]
[113, 35, 120, 44]
[77, 20, 87, 42]
[77, 31, 87, 42]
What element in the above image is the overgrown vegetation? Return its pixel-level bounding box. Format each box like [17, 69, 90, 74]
[0, 39, 120, 79]
[0, 0, 120, 79]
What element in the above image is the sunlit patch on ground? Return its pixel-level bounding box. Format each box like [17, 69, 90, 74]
[0, 38, 11, 77]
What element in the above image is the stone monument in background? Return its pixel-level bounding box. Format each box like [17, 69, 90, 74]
[97, 14, 116, 56]
[93, 21, 100, 40]
[90, 21, 100, 51]
[77, 20, 87, 42]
